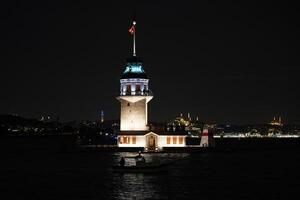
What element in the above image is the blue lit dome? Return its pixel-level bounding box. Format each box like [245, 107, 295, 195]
[121, 57, 148, 79]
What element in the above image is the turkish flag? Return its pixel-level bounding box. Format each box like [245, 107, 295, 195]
[128, 25, 135, 34]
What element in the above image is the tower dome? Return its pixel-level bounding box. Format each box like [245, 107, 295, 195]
[119, 56, 151, 96]
[121, 57, 148, 79]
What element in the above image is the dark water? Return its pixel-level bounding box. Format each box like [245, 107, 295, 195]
[0, 138, 299, 200]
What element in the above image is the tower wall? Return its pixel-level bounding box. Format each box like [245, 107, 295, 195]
[119, 97, 148, 131]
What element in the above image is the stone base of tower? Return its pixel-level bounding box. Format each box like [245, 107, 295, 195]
[117, 96, 152, 131]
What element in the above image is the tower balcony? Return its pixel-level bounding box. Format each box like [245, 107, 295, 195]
[120, 90, 153, 96]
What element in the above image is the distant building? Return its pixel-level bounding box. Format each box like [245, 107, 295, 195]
[269, 116, 283, 126]
[167, 113, 203, 136]
[100, 110, 104, 123]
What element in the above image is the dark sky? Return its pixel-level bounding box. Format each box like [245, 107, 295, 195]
[1, 1, 300, 124]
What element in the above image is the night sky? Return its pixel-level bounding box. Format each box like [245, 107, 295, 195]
[1, 1, 300, 124]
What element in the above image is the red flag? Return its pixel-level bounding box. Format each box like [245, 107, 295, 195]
[128, 25, 135, 34]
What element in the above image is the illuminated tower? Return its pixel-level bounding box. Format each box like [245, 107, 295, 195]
[117, 20, 153, 131]
[100, 110, 104, 123]
[279, 117, 282, 124]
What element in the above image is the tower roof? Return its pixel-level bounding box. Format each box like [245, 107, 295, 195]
[121, 56, 148, 79]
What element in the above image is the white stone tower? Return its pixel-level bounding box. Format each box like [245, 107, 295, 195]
[116, 20, 153, 131]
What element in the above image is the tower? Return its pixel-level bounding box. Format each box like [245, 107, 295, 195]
[187, 113, 191, 121]
[117, 20, 153, 131]
[100, 110, 104, 123]
[279, 116, 282, 124]
[200, 127, 215, 147]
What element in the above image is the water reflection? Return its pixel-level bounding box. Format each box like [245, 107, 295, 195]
[112, 173, 167, 200]
[110, 153, 189, 200]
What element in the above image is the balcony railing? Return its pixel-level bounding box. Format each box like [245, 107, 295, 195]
[120, 90, 153, 96]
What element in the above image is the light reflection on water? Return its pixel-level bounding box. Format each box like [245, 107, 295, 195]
[112, 173, 167, 200]
[110, 153, 189, 200]
[2, 146, 299, 200]
[106, 150, 300, 200]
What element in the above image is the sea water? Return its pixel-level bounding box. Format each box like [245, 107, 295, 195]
[0, 138, 299, 200]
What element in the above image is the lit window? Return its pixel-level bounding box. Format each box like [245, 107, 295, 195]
[119, 136, 131, 144]
[173, 136, 177, 144]
[124, 136, 130, 144]
[119, 137, 123, 144]
[132, 136, 136, 144]
[179, 137, 183, 144]
[166, 137, 171, 144]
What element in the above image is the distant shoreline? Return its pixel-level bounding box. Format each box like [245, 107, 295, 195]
[0, 136, 298, 154]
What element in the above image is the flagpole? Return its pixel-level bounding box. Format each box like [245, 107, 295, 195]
[133, 21, 136, 57]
